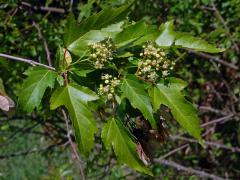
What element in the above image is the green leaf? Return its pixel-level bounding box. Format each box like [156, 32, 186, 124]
[68, 21, 125, 56]
[132, 25, 159, 46]
[78, 0, 96, 22]
[121, 75, 156, 128]
[18, 67, 57, 112]
[64, 3, 132, 46]
[72, 69, 94, 77]
[166, 77, 188, 90]
[155, 21, 223, 53]
[56, 75, 64, 86]
[115, 21, 158, 48]
[68, 30, 110, 56]
[115, 21, 147, 47]
[64, 14, 82, 47]
[155, 21, 175, 47]
[76, 2, 132, 37]
[149, 79, 202, 143]
[50, 83, 98, 156]
[102, 118, 152, 175]
[101, 21, 124, 36]
[68, 21, 124, 57]
[174, 33, 224, 53]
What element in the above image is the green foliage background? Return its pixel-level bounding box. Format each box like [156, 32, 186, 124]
[0, 0, 239, 179]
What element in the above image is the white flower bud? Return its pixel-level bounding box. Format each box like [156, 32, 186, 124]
[107, 93, 113, 99]
[162, 70, 169, 77]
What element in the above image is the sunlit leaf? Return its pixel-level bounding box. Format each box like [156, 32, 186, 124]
[156, 21, 224, 53]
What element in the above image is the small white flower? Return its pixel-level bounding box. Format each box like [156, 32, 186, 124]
[107, 93, 113, 99]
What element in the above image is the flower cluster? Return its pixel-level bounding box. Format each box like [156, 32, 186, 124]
[137, 43, 175, 81]
[98, 74, 120, 100]
[88, 38, 115, 69]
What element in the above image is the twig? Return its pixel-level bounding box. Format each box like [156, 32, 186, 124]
[202, 127, 215, 137]
[211, 2, 239, 53]
[188, 50, 238, 70]
[61, 109, 85, 180]
[69, 0, 73, 12]
[159, 144, 189, 160]
[201, 113, 236, 127]
[21, 2, 65, 13]
[209, 60, 238, 113]
[32, 21, 52, 66]
[154, 159, 225, 180]
[199, 106, 228, 116]
[4, 7, 18, 24]
[0, 53, 55, 70]
[171, 135, 240, 153]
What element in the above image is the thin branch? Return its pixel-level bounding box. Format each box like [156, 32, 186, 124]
[0, 53, 55, 70]
[199, 106, 228, 116]
[188, 50, 238, 70]
[154, 159, 225, 180]
[171, 135, 240, 153]
[211, 2, 239, 53]
[201, 113, 236, 127]
[32, 21, 52, 66]
[21, 2, 65, 14]
[61, 109, 85, 180]
[158, 144, 189, 160]
[69, 0, 73, 12]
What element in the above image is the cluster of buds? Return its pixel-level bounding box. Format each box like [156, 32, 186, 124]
[98, 74, 120, 100]
[88, 38, 115, 69]
[137, 43, 175, 81]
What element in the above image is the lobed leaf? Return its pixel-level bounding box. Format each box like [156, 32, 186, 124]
[68, 30, 110, 56]
[64, 3, 132, 47]
[74, 2, 132, 37]
[18, 67, 57, 112]
[50, 83, 98, 156]
[174, 34, 224, 53]
[102, 118, 152, 175]
[156, 21, 224, 53]
[121, 75, 156, 128]
[155, 21, 175, 47]
[115, 21, 158, 48]
[149, 79, 202, 143]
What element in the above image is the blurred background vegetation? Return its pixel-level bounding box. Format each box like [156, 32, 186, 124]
[0, 0, 239, 179]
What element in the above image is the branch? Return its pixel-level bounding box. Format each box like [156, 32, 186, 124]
[21, 2, 65, 14]
[33, 21, 52, 66]
[211, 2, 239, 53]
[199, 106, 228, 116]
[188, 50, 238, 70]
[171, 135, 240, 153]
[158, 144, 189, 160]
[61, 109, 85, 180]
[201, 113, 236, 127]
[0, 53, 55, 70]
[154, 159, 225, 180]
